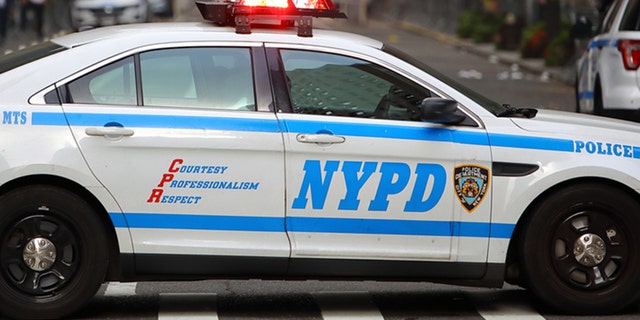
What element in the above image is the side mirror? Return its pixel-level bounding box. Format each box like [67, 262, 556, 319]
[420, 98, 466, 124]
[570, 16, 594, 40]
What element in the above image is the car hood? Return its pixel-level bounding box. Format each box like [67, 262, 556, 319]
[510, 109, 640, 137]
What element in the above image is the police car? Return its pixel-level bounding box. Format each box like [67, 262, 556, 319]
[575, 0, 640, 119]
[2, 0, 640, 318]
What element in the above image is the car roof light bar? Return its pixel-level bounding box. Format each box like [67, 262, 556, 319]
[195, 0, 347, 37]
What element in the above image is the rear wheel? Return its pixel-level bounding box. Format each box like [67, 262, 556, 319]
[521, 183, 640, 314]
[0, 185, 108, 319]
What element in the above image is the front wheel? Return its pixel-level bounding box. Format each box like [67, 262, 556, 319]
[520, 183, 640, 314]
[0, 185, 109, 319]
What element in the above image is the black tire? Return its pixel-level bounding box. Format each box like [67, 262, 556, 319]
[0, 185, 108, 319]
[520, 183, 640, 314]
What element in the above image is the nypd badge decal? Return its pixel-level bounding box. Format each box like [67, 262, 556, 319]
[454, 165, 489, 212]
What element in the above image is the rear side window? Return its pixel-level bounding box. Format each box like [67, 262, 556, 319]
[66, 57, 136, 105]
[620, 0, 640, 31]
[140, 48, 254, 110]
[64, 47, 256, 111]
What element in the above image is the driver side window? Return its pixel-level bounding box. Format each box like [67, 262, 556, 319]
[280, 49, 431, 121]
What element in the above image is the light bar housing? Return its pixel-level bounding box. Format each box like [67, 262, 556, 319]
[195, 0, 347, 37]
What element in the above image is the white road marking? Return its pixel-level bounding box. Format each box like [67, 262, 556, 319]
[104, 282, 137, 297]
[158, 293, 219, 320]
[471, 292, 545, 320]
[314, 291, 384, 320]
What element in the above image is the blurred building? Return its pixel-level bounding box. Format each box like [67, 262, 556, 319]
[346, 0, 602, 34]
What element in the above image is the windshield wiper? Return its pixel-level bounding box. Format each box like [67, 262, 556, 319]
[497, 104, 538, 118]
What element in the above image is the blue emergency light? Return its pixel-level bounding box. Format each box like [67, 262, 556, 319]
[195, 0, 347, 37]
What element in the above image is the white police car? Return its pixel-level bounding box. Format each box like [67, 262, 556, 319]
[2, 0, 640, 318]
[575, 0, 640, 119]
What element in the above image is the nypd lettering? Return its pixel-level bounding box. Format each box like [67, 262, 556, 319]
[147, 158, 260, 205]
[574, 140, 640, 159]
[2, 111, 27, 125]
[292, 160, 446, 213]
[454, 165, 489, 213]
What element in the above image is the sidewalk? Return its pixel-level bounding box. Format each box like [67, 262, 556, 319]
[394, 20, 577, 86]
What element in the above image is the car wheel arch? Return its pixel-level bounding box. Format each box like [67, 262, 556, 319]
[504, 176, 640, 286]
[0, 174, 123, 280]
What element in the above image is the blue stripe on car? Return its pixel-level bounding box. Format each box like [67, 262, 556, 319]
[109, 213, 515, 239]
[32, 112, 576, 153]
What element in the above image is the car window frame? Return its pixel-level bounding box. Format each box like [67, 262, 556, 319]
[599, 0, 625, 33]
[265, 44, 479, 127]
[619, 0, 640, 31]
[50, 42, 273, 112]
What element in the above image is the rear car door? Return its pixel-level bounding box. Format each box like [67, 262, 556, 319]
[58, 44, 289, 274]
[268, 46, 493, 277]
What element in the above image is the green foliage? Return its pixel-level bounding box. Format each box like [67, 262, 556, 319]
[457, 10, 503, 43]
[457, 10, 479, 38]
[544, 19, 574, 66]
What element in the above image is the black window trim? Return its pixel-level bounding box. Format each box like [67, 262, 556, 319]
[54, 44, 270, 112]
[265, 46, 480, 127]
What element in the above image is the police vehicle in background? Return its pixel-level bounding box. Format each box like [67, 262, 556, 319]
[575, 0, 640, 120]
[2, 0, 640, 318]
[70, 0, 150, 30]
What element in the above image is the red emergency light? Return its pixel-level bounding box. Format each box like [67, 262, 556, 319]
[195, 0, 347, 37]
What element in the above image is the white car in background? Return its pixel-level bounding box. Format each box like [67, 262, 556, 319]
[575, 0, 640, 120]
[71, 0, 150, 30]
[148, 0, 173, 16]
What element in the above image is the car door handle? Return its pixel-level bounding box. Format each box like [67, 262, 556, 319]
[85, 127, 135, 137]
[296, 133, 345, 144]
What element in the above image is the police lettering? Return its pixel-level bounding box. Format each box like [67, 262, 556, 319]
[574, 140, 639, 158]
[292, 160, 446, 213]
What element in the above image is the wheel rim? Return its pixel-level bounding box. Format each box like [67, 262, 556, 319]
[551, 209, 628, 290]
[1, 213, 80, 297]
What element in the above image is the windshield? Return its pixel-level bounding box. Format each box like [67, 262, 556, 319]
[0, 42, 67, 75]
[383, 45, 507, 116]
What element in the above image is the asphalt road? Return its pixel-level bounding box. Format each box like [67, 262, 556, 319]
[49, 280, 635, 319]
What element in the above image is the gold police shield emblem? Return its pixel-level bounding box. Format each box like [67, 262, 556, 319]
[454, 165, 489, 212]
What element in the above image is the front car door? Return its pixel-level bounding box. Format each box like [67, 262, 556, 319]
[58, 44, 289, 275]
[268, 45, 493, 279]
